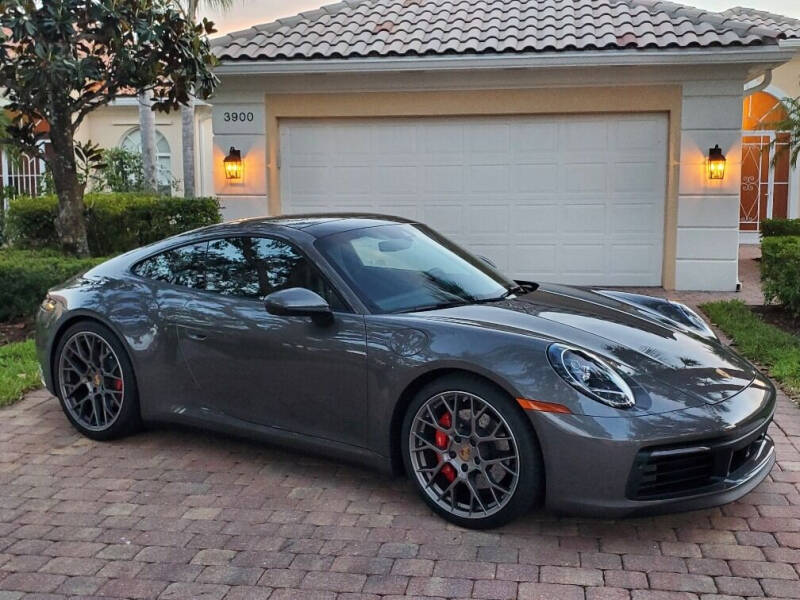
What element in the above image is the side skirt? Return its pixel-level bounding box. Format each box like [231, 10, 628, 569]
[144, 407, 394, 475]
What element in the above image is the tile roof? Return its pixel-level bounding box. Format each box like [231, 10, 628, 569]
[212, 0, 785, 61]
[723, 6, 800, 39]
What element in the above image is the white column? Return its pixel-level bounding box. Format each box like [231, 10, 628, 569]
[211, 87, 268, 221]
[675, 80, 744, 291]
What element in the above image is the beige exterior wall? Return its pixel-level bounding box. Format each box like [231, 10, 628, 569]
[211, 63, 771, 290]
[75, 103, 214, 197]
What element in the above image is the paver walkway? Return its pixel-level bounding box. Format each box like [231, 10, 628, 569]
[1, 246, 798, 600]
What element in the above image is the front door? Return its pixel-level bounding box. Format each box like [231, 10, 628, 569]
[740, 132, 791, 233]
[176, 236, 368, 447]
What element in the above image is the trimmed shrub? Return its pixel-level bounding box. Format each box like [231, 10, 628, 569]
[762, 218, 800, 238]
[5, 193, 221, 256]
[0, 250, 105, 321]
[761, 235, 800, 317]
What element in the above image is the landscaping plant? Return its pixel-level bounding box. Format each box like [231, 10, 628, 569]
[5, 193, 221, 257]
[761, 235, 800, 317]
[0, 339, 39, 408]
[0, 0, 218, 256]
[761, 218, 800, 238]
[702, 300, 800, 397]
[0, 250, 104, 322]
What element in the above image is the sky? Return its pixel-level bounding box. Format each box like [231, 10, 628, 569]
[201, 0, 800, 36]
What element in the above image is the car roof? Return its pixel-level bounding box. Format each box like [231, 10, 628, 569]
[217, 213, 418, 239]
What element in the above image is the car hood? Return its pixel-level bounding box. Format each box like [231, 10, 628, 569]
[411, 283, 756, 407]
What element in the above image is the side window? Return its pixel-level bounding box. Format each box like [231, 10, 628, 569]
[204, 236, 347, 310]
[132, 242, 207, 288]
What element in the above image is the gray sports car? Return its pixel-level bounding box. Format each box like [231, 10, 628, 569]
[35, 215, 776, 528]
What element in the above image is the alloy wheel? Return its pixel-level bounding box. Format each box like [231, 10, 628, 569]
[58, 331, 125, 432]
[408, 390, 521, 519]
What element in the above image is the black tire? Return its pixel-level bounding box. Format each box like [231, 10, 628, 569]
[401, 373, 544, 529]
[53, 321, 141, 441]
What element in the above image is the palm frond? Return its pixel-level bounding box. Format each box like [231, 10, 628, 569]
[765, 96, 800, 169]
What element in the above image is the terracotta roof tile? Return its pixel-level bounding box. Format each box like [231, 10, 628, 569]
[723, 6, 800, 38]
[213, 0, 784, 61]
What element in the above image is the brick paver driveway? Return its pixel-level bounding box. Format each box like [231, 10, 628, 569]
[1, 247, 798, 600]
[0, 385, 798, 600]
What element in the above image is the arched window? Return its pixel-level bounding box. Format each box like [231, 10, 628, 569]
[119, 128, 172, 193]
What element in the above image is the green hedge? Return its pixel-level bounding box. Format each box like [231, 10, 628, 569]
[5, 193, 221, 256]
[761, 218, 800, 238]
[0, 250, 106, 321]
[761, 235, 800, 317]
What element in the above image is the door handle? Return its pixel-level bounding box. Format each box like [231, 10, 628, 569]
[186, 331, 207, 341]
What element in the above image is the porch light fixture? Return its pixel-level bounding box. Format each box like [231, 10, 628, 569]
[707, 144, 726, 180]
[224, 146, 243, 180]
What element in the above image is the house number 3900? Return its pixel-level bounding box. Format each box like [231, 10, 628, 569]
[223, 111, 254, 122]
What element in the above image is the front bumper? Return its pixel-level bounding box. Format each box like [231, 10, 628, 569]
[530, 374, 777, 517]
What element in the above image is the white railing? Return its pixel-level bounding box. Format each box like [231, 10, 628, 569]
[1, 144, 47, 210]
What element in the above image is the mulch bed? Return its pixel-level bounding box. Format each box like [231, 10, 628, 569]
[751, 305, 800, 338]
[0, 319, 34, 346]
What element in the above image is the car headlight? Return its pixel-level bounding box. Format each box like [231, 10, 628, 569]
[547, 344, 635, 408]
[669, 301, 716, 339]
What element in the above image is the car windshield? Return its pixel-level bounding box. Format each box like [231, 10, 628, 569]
[315, 223, 516, 314]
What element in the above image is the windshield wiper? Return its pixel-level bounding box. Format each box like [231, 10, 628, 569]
[396, 300, 471, 313]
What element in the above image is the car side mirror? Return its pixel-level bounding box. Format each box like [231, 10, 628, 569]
[265, 288, 332, 322]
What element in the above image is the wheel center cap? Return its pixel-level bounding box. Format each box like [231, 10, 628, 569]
[458, 445, 471, 461]
[92, 372, 102, 387]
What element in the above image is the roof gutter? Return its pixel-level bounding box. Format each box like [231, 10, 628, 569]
[214, 46, 796, 75]
[744, 69, 772, 95]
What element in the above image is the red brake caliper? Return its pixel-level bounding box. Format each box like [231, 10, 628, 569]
[435, 412, 456, 483]
[114, 379, 123, 392]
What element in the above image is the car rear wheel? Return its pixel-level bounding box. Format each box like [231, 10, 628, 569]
[401, 374, 543, 529]
[54, 321, 141, 440]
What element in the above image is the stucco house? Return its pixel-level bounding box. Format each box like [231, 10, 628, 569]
[209, 0, 800, 292]
[1, 98, 215, 198]
[723, 7, 800, 243]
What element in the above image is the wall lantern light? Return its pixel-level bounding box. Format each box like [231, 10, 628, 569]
[707, 144, 726, 180]
[224, 146, 243, 180]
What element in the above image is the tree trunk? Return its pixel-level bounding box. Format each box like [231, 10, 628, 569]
[137, 91, 158, 192]
[47, 111, 89, 256]
[181, 99, 196, 198]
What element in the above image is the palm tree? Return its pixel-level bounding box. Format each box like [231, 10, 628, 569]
[773, 96, 800, 168]
[180, 0, 233, 198]
[137, 90, 158, 192]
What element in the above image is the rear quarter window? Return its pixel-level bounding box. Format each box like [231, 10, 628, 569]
[132, 242, 207, 288]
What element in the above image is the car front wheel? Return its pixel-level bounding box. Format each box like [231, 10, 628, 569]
[401, 374, 543, 529]
[54, 321, 141, 440]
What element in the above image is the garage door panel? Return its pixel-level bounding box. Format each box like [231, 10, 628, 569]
[611, 244, 661, 275]
[423, 166, 464, 193]
[280, 114, 666, 286]
[513, 206, 559, 232]
[468, 205, 510, 234]
[561, 205, 606, 233]
[510, 123, 558, 153]
[564, 164, 608, 193]
[466, 123, 510, 152]
[468, 165, 510, 192]
[613, 162, 663, 192]
[286, 166, 331, 193]
[614, 119, 667, 149]
[611, 204, 661, 233]
[421, 205, 464, 235]
[511, 164, 560, 192]
[563, 120, 608, 151]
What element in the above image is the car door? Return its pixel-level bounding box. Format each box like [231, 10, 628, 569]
[130, 240, 209, 411]
[175, 235, 369, 448]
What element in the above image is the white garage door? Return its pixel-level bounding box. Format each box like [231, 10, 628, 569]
[280, 114, 667, 286]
